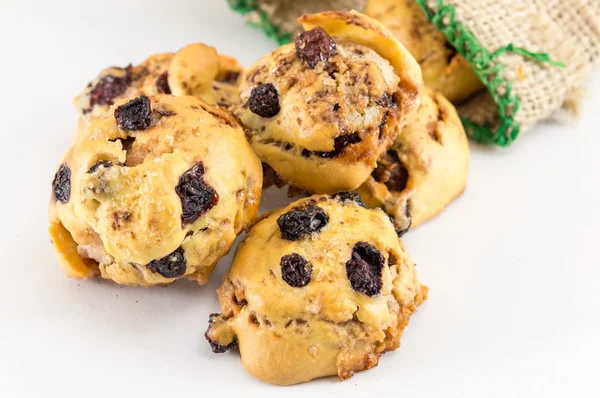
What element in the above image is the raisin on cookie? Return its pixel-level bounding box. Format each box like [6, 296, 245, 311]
[235, 11, 423, 194]
[74, 43, 243, 117]
[205, 195, 427, 385]
[355, 88, 470, 234]
[49, 95, 262, 287]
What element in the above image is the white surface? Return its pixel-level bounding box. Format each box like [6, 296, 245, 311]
[1, 0, 599, 396]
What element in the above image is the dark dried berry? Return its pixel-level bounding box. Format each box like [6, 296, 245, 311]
[295, 27, 338, 68]
[387, 253, 398, 266]
[277, 205, 328, 241]
[315, 133, 361, 158]
[206, 334, 237, 353]
[52, 164, 71, 203]
[146, 247, 186, 278]
[332, 192, 366, 208]
[89, 65, 132, 108]
[205, 313, 238, 354]
[346, 242, 385, 296]
[280, 253, 312, 288]
[387, 163, 409, 192]
[114, 95, 153, 131]
[249, 83, 280, 118]
[87, 160, 113, 174]
[156, 72, 171, 94]
[175, 163, 219, 225]
[377, 93, 394, 108]
[374, 151, 409, 192]
[218, 71, 241, 84]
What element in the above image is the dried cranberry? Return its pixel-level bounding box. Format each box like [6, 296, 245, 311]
[114, 95, 153, 131]
[175, 163, 219, 225]
[52, 164, 71, 204]
[295, 27, 338, 68]
[277, 205, 328, 241]
[156, 72, 171, 94]
[205, 313, 238, 354]
[87, 160, 113, 174]
[280, 253, 312, 288]
[146, 247, 186, 278]
[332, 192, 366, 208]
[88, 66, 132, 108]
[249, 83, 280, 118]
[315, 133, 361, 158]
[346, 242, 385, 296]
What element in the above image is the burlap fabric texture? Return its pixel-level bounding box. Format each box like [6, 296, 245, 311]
[228, 0, 600, 146]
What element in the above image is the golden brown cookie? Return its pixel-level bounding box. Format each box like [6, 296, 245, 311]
[49, 95, 262, 287]
[365, 0, 484, 103]
[355, 88, 470, 234]
[205, 194, 427, 385]
[235, 11, 423, 194]
[74, 43, 243, 117]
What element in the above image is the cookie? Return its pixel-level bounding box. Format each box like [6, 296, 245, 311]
[205, 195, 427, 385]
[365, 0, 484, 103]
[235, 11, 423, 194]
[74, 43, 243, 117]
[355, 88, 470, 234]
[49, 95, 262, 287]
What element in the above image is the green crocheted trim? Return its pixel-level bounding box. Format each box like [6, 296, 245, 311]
[228, 0, 564, 146]
[228, 0, 292, 45]
[415, 0, 564, 146]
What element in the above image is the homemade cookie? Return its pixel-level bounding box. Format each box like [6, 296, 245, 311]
[49, 95, 262, 287]
[355, 88, 470, 234]
[205, 194, 427, 385]
[365, 0, 484, 103]
[74, 43, 243, 117]
[235, 11, 423, 194]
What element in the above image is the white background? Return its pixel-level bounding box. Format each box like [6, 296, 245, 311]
[1, 1, 599, 397]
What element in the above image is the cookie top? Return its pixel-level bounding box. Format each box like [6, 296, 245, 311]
[49, 95, 262, 286]
[356, 88, 470, 232]
[74, 43, 243, 117]
[206, 194, 426, 385]
[365, 0, 484, 102]
[235, 11, 423, 194]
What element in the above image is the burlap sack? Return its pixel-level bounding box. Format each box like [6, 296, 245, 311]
[228, 0, 600, 146]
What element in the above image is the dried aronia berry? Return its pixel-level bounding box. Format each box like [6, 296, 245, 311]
[156, 72, 171, 94]
[87, 160, 113, 174]
[315, 133, 361, 158]
[277, 205, 328, 241]
[249, 83, 280, 118]
[146, 247, 186, 278]
[346, 242, 385, 296]
[88, 65, 132, 108]
[280, 253, 312, 288]
[175, 162, 219, 225]
[332, 192, 366, 208]
[114, 95, 153, 131]
[52, 163, 71, 204]
[295, 27, 338, 68]
[205, 313, 238, 354]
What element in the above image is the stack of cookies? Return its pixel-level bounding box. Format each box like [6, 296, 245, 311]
[49, 10, 470, 385]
